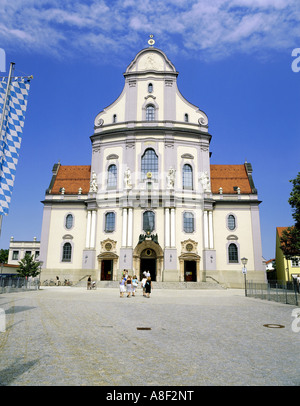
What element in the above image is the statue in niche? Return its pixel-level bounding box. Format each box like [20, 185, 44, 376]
[89, 171, 98, 193]
[124, 167, 132, 189]
[167, 167, 176, 189]
[199, 171, 211, 193]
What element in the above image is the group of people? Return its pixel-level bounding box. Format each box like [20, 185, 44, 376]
[120, 270, 153, 298]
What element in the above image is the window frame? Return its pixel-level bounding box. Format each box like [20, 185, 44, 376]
[227, 214, 236, 231]
[182, 163, 193, 190]
[107, 164, 118, 189]
[105, 211, 116, 233]
[143, 210, 155, 233]
[141, 148, 158, 181]
[228, 243, 239, 263]
[65, 213, 74, 230]
[146, 104, 155, 121]
[148, 83, 153, 93]
[62, 242, 72, 262]
[183, 211, 195, 233]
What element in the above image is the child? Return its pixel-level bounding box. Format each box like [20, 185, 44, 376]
[132, 275, 139, 297]
[119, 277, 126, 297]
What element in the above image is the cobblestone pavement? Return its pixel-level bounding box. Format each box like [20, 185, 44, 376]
[0, 286, 299, 386]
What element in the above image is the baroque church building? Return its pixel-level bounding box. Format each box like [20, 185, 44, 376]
[39, 42, 266, 288]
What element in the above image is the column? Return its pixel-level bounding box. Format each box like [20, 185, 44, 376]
[122, 208, 128, 247]
[208, 211, 214, 249]
[203, 211, 209, 249]
[85, 210, 92, 248]
[165, 208, 170, 247]
[170, 208, 175, 247]
[127, 208, 133, 247]
[90, 210, 97, 249]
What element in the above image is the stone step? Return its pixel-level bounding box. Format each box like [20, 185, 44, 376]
[75, 280, 226, 289]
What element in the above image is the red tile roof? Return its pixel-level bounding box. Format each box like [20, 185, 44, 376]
[49, 164, 253, 195]
[50, 165, 91, 195]
[276, 226, 290, 238]
[210, 164, 252, 194]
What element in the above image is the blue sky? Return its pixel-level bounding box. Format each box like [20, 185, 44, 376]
[0, 0, 299, 262]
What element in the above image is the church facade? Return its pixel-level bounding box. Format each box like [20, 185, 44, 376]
[39, 44, 266, 288]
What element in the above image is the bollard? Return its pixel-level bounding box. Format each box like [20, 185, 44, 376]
[0, 308, 5, 332]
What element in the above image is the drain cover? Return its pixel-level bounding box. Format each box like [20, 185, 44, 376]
[137, 327, 151, 330]
[263, 324, 285, 329]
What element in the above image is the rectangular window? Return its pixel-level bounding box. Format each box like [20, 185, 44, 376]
[12, 251, 19, 260]
[184, 212, 194, 233]
[291, 258, 300, 267]
[105, 212, 115, 232]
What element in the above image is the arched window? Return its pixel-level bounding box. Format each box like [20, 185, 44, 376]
[105, 212, 115, 233]
[183, 164, 193, 189]
[141, 148, 158, 180]
[143, 211, 155, 233]
[107, 164, 117, 188]
[65, 214, 73, 229]
[184, 113, 189, 122]
[183, 212, 194, 233]
[146, 104, 155, 121]
[228, 214, 236, 231]
[62, 242, 72, 262]
[148, 83, 153, 93]
[113, 114, 117, 123]
[228, 243, 238, 263]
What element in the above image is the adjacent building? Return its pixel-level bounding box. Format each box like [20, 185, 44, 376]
[275, 227, 300, 282]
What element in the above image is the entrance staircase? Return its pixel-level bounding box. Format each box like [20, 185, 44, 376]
[75, 279, 226, 289]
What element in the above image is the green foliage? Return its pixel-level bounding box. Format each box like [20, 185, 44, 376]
[288, 171, 300, 229]
[17, 254, 41, 278]
[0, 249, 8, 264]
[280, 226, 300, 259]
[280, 171, 300, 259]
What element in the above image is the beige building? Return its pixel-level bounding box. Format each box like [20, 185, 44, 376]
[39, 44, 266, 288]
[8, 236, 40, 265]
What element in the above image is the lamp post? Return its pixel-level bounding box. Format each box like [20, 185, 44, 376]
[241, 257, 248, 296]
[38, 261, 43, 290]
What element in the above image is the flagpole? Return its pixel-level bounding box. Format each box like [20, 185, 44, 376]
[0, 62, 15, 236]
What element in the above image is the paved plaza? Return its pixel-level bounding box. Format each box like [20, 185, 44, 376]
[0, 286, 299, 386]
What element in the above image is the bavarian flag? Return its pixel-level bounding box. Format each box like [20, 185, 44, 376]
[0, 75, 31, 215]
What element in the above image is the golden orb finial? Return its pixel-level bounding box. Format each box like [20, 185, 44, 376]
[148, 34, 155, 47]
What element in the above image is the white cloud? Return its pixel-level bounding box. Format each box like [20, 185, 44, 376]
[0, 0, 299, 62]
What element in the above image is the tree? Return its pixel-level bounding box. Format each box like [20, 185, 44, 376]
[17, 254, 41, 278]
[0, 249, 8, 264]
[280, 171, 300, 259]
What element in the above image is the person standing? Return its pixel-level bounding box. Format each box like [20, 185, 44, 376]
[145, 276, 152, 298]
[119, 277, 126, 298]
[132, 275, 139, 297]
[87, 275, 91, 290]
[126, 275, 132, 297]
[141, 274, 147, 297]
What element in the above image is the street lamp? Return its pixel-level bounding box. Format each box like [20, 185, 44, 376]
[241, 257, 248, 296]
[38, 261, 43, 290]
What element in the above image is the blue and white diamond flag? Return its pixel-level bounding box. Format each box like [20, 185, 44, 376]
[0, 76, 31, 215]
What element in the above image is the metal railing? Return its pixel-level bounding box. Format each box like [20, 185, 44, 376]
[0, 275, 40, 293]
[247, 280, 299, 306]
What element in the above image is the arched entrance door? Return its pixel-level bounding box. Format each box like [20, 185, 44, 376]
[140, 248, 156, 281]
[133, 240, 164, 282]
